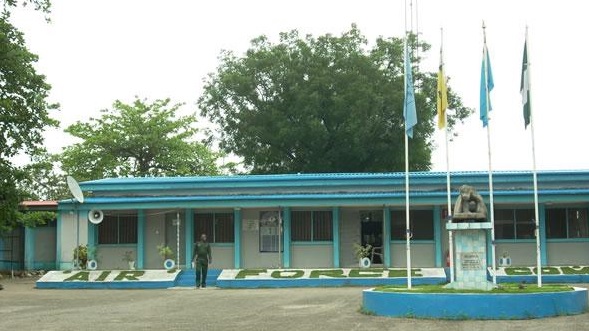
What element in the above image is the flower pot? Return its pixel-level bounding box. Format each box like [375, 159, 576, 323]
[499, 257, 512, 267]
[164, 259, 175, 270]
[87, 260, 98, 270]
[128, 261, 136, 270]
[359, 257, 371, 268]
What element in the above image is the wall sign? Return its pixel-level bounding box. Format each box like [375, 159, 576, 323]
[243, 219, 259, 231]
[460, 252, 482, 270]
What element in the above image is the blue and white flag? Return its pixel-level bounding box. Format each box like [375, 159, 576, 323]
[480, 44, 494, 127]
[404, 40, 417, 138]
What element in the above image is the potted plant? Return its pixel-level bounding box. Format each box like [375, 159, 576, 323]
[353, 242, 373, 268]
[499, 251, 512, 267]
[157, 244, 175, 270]
[122, 250, 135, 270]
[73, 244, 88, 270]
[86, 245, 98, 270]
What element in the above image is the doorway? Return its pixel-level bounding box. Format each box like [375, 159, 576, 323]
[360, 210, 383, 264]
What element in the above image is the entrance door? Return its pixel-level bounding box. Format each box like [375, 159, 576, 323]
[360, 210, 383, 264]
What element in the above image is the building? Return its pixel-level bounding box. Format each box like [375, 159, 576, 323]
[50, 170, 589, 271]
[0, 201, 57, 273]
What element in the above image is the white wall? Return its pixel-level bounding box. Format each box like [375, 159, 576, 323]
[291, 245, 333, 268]
[164, 211, 185, 267]
[209, 245, 234, 269]
[241, 208, 284, 268]
[95, 246, 136, 270]
[495, 243, 537, 266]
[547, 242, 589, 265]
[390, 243, 435, 267]
[59, 211, 88, 268]
[339, 208, 361, 267]
[144, 210, 166, 269]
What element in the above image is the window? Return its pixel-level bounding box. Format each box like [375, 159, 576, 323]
[194, 212, 234, 243]
[494, 208, 535, 240]
[546, 207, 589, 239]
[291, 210, 333, 242]
[98, 212, 137, 244]
[391, 210, 434, 240]
[259, 211, 283, 252]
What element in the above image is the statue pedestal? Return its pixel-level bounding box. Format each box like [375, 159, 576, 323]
[445, 222, 495, 291]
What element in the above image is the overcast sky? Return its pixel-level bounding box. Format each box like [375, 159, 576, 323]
[10, 0, 588, 173]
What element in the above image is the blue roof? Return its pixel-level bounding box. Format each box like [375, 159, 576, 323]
[78, 170, 589, 196]
[58, 170, 589, 209]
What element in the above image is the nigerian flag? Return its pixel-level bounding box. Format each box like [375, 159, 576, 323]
[520, 37, 531, 128]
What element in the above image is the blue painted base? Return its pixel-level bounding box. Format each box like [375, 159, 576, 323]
[216, 276, 444, 289]
[36, 280, 175, 289]
[32, 267, 589, 291]
[35, 269, 222, 289]
[362, 287, 588, 319]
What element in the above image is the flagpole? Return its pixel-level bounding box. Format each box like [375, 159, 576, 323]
[486, 117, 497, 285]
[405, 129, 412, 289]
[482, 22, 497, 285]
[523, 27, 542, 287]
[404, 34, 412, 290]
[403, 4, 417, 290]
[439, 27, 454, 283]
[445, 112, 454, 283]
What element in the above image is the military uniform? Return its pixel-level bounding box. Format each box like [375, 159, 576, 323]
[192, 240, 212, 288]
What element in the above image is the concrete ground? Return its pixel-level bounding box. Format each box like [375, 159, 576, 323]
[1, 277, 589, 331]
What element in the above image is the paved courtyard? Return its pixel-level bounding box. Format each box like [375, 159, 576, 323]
[1, 277, 589, 331]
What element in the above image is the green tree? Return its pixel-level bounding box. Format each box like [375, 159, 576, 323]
[199, 26, 471, 174]
[1, 1, 58, 232]
[19, 151, 69, 201]
[60, 98, 220, 181]
[2, 1, 51, 17]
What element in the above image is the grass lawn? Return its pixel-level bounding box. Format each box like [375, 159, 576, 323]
[374, 283, 574, 294]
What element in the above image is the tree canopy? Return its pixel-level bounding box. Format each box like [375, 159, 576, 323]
[199, 26, 471, 174]
[60, 98, 221, 182]
[1, 1, 51, 18]
[1, 2, 58, 232]
[19, 151, 69, 201]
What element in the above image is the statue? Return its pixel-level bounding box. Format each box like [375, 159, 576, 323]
[452, 185, 487, 222]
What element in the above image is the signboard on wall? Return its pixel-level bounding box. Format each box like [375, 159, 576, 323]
[460, 252, 482, 270]
[243, 219, 259, 231]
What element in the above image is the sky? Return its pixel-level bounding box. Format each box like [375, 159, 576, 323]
[9, 0, 589, 173]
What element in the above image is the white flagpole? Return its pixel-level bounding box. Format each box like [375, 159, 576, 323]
[405, 127, 412, 289]
[445, 114, 454, 283]
[440, 28, 454, 283]
[483, 22, 497, 284]
[486, 119, 497, 285]
[404, 1, 412, 290]
[525, 27, 542, 287]
[176, 211, 181, 271]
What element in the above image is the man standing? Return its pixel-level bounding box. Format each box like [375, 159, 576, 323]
[192, 233, 212, 288]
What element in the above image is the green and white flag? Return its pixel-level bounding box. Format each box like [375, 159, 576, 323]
[520, 36, 531, 128]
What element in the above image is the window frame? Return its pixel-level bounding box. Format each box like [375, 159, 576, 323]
[291, 210, 333, 242]
[546, 206, 589, 240]
[194, 211, 235, 244]
[97, 212, 138, 245]
[494, 207, 536, 241]
[390, 209, 434, 241]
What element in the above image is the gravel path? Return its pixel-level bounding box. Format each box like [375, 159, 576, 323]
[1, 278, 589, 331]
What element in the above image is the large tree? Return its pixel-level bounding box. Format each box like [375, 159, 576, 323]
[1, 0, 58, 232]
[19, 151, 69, 201]
[60, 98, 221, 181]
[199, 26, 471, 174]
